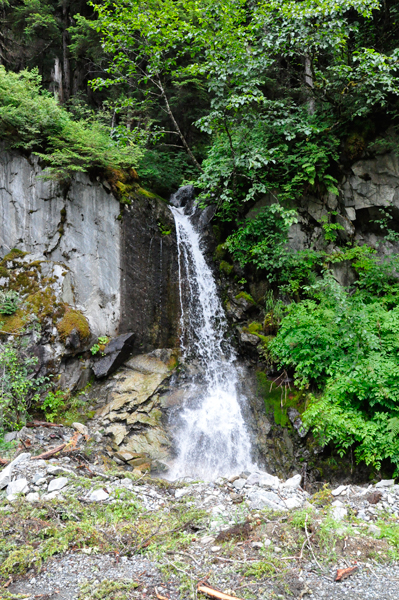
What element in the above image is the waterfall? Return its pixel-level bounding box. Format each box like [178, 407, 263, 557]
[168, 203, 254, 480]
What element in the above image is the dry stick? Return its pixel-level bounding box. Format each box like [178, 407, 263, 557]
[197, 584, 245, 600]
[30, 443, 66, 460]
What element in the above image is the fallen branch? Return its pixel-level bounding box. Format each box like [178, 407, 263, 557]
[197, 583, 244, 600]
[155, 589, 171, 600]
[335, 566, 358, 581]
[31, 443, 66, 460]
[26, 420, 63, 428]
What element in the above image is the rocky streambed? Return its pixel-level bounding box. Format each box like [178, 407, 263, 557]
[1, 442, 399, 600]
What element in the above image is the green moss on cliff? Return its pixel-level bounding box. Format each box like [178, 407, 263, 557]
[57, 309, 90, 342]
[219, 261, 234, 276]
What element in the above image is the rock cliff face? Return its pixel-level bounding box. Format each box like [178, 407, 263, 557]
[0, 147, 179, 349]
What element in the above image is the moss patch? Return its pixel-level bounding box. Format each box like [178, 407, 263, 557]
[256, 371, 304, 427]
[0, 311, 26, 333]
[26, 288, 65, 324]
[57, 309, 90, 342]
[214, 244, 226, 261]
[1, 249, 27, 264]
[219, 260, 234, 276]
[235, 291, 256, 305]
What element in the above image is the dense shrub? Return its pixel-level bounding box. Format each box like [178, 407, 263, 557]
[0, 66, 142, 180]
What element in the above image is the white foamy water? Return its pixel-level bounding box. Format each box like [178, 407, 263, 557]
[168, 206, 254, 480]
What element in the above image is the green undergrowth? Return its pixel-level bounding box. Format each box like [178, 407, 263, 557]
[0, 481, 206, 585]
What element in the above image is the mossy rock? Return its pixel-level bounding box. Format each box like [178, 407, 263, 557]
[0, 310, 26, 334]
[244, 321, 263, 334]
[256, 371, 305, 428]
[57, 309, 90, 342]
[214, 244, 227, 261]
[1, 249, 27, 264]
[220, 260, 234, 276]
[235, 291, 256, 305]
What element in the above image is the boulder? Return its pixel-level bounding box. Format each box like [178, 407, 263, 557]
[0, 453, 31, 489]
[92, 333, 135, 378]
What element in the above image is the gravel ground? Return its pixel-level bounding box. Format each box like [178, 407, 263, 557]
[305, 563, 399, 599]
[6, 553, 179, 599]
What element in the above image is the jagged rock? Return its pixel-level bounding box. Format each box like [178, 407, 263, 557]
[258, 472, 280, 489]
[248, 489, 285, 511]
[375, 479, 395, 488]
[72, 422, 89, 437]
[92, 333, 136, 378]
[283, 474, 302, 489]
[26, 492, 40, 502]
[120, 428, 170, 461]
[48, 477, 69, 492]
[332, 485, 347, 497]
[6, 478, 29, 497]
[106, 424, 128, 446]
[287, 408, 308, 438]
[0, 453, 31, 489]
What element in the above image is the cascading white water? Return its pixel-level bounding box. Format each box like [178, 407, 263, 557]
[168, 205, 254, 480]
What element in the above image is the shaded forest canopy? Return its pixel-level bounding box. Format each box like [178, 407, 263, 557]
[2, 0, 399, 476]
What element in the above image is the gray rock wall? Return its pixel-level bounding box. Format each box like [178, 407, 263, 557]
[0, 148, 121, 336]
[0, 148, 180, 349]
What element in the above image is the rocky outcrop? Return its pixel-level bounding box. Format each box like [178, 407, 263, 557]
[91, 349, 178, 469]
[0, 147, 180, 348]
[0, 147, 180, 393]
[0, 149, 121, 336]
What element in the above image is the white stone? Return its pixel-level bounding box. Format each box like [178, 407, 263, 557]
[331, 499, 344, 507]
[331, 485, 347, 497]
[89, 489, 109, 502]
[368, 524, 381, 537]
[285, 497, 303, 510]
[248, 489, 286, 511]
[26, 492, 40, 503]
[332, 506, 347, 521]
[258, 472, 280, 489]
[283, 474, 302, 489]
[200, 536, 215, 545]
[47, 477, 69, 492]
[6, 478, 28, 496]
[252, 541, 263, 549]
[210, 546, 220, 553]
[0, 453, 31, 489]
[42, 491, 60, 501]
[245, 472, 260, 486]
[233, 478, 246, 491]
[375, 479, 395, 488]
[263, 538, 272, 547]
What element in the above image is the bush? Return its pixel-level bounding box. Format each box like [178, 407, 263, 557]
[269, 272, 399, 474]
[0, 342, 49, 430]
[0, 66, 142, 180]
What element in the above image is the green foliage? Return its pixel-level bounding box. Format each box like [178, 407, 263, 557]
[41, 390, 67, 422]
[225, 204, 298, 280]
[0, 342, 49, 430]
[0, 290, 20, 315]
[270, 270, 399, 474]
[90, 335, 109, 356]
[0, 66, 142, 180]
